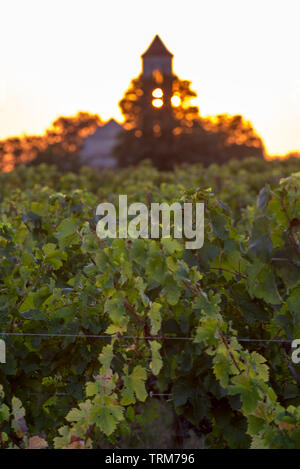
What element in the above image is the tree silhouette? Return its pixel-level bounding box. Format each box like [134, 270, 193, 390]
[114, 73, 265, 169]
[196, 114, 265, 165]
[29, 112, 101, 171]
[0, 112, 102, 172]
[114, 73, 200, 170]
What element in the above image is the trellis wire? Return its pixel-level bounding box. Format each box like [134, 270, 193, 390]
[29, 391, 172, 398]
[0, 331, 293, 343]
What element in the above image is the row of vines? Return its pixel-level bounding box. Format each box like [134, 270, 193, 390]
[0, 158, 300, 448]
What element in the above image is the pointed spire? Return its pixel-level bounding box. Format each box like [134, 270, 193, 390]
[142, 35, 173, 58]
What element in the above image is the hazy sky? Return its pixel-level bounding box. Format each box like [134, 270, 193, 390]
[1, 0, 299, 155]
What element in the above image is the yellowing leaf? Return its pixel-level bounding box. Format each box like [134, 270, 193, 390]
[150, 341, 163, 376]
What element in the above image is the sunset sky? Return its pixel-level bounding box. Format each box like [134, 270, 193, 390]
[1, 0, 299, 155]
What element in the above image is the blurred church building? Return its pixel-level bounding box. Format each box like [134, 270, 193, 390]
[80, 118, 121, 168]
[80, 35, 173, 168]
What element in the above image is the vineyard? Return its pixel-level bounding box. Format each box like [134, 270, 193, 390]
[1, 157, 300, 449]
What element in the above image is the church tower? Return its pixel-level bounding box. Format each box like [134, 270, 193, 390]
[115, 34, 200, 169]
[140, 35, 176, 133]
[141, 35, 173, 77]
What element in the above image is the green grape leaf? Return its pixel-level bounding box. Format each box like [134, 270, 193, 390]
[148, 302, 162, 335]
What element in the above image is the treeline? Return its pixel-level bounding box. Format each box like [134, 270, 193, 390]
[0, 109, 299, 173]
[1, 70, 300, 172]
[0, 112, 100, 172]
